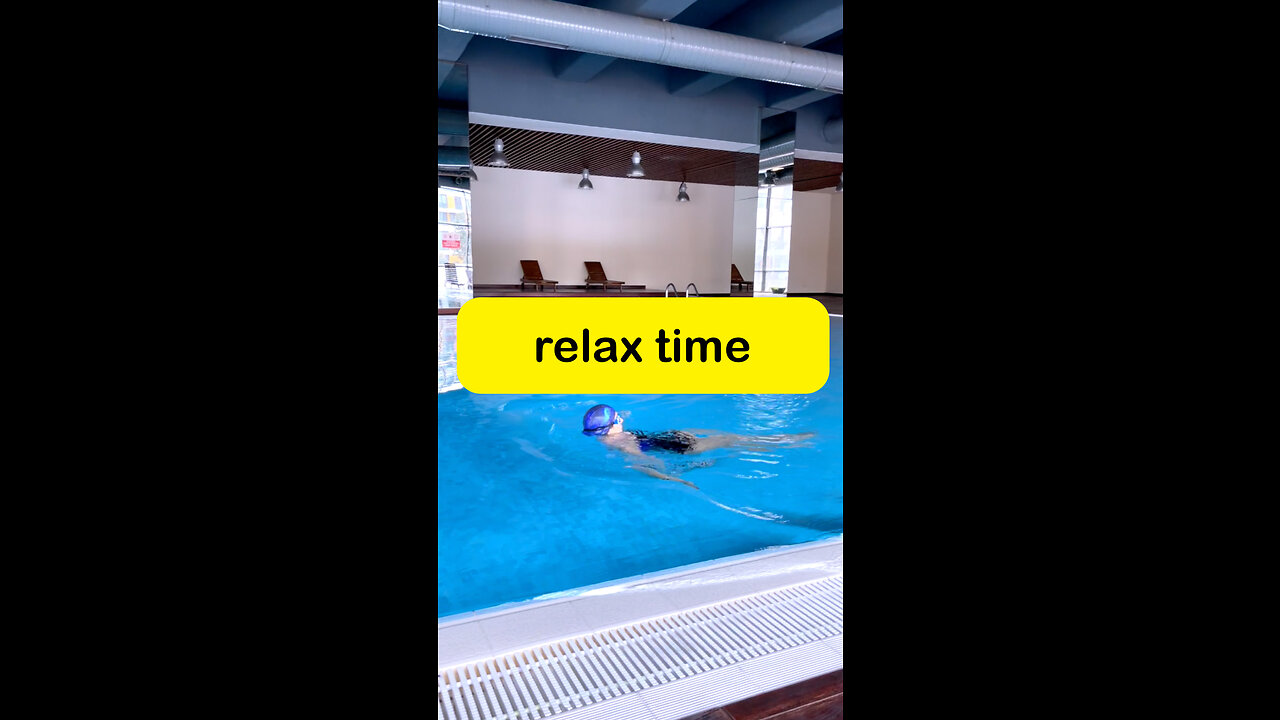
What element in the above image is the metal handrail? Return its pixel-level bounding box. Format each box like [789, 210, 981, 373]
[685, 283, 699, 297]
[665, 283, 678, 297]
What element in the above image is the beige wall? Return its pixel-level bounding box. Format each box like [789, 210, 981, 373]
[731, 185, 759, 284]
[788, 190, 834, 293]
[472, 168, 734, 294]
[469, 168, 842, 295]
[827, 192, 843, 294]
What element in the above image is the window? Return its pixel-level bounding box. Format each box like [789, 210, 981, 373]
[754, 183, 792, 294]
[438, 186, 473, 309]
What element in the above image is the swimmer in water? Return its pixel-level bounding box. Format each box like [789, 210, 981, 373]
[581, 404, 816, 488]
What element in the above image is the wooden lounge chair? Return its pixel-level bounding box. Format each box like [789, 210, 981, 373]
[584, 261, 624, 292]
[520, 260, 559, 292]
[731, 264, 754, 292]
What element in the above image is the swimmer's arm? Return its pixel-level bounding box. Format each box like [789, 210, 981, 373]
[629, 465, 698, 489]
[604, 434, 646, 456]
[618, 443, 645, 456]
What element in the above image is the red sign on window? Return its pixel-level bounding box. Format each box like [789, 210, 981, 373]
[442, 240, 461, 249]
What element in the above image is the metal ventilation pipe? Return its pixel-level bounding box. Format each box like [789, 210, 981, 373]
[759, 131, 795, 172]
[824, 117, 843, 144]
[438, 0, 843, 94]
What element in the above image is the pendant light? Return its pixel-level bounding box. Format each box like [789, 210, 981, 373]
[761, 170, 777, 187]
[578, 169, 593, 190]
[676, 181, 690, 202]
[626, 150, 645, 177]
[489, 138, 510, 167]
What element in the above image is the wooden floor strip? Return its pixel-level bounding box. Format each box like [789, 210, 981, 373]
[676, 670, 843, 720]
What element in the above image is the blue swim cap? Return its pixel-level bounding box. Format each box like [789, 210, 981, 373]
[582, 404, 618, 436]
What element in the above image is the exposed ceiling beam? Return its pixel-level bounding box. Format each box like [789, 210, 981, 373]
[439, 146, 477, 167]
[714, 0, 843, 47]
[667, 0, 754, 28]
[766, 85, 835, 112]
[670, 0, 842, 97]
[438, 27, 474, 89]
[439, 108, 469, 136]
[666, 69, 738, 98]
[438, 26, 474, 62]
[437, 60, 469, 104]
[553, 0, 699, 82]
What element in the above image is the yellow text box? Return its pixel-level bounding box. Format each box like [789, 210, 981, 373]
[456, 297, 830, 394]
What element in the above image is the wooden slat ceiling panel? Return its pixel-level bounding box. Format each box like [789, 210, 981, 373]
[792, 158, 843, 192]
[469, 123, 759, 187]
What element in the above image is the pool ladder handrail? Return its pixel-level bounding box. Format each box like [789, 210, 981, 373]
[685, 283, 699, 297]
[665, 283, 678, 297]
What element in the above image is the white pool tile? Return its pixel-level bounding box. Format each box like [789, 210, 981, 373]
[556, 693, 657, 720]
[571, 590, 682, 632]
[719, 542, 842, 574]
[476, 601, 594, 656]
[439, 550, 844, 720]
[440, 538, 843, 672]
[641, 564, 837, 611]
[634, 664, 757, 719]
[823, 635, 844, 661]
[731, 638, 843, 696]
[437, 621, 493, 667]
[643, 538, 842, 585]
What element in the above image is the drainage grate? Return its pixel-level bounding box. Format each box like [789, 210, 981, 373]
[438, 575, 842, 720]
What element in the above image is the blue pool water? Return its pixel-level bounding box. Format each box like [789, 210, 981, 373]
[437, 317, 843, 618]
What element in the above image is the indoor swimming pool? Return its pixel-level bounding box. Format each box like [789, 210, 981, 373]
[437, 316, 844, 618]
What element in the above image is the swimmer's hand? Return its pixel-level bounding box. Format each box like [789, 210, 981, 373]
[628, 465, 699, 490]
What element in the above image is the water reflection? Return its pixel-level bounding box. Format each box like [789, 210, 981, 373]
[734, 393, 812, 433]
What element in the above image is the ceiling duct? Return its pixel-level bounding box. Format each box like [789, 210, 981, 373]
[759, 131, 795, 173]
[824, 117, 843, 145]
[438, 0, 844, 94]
